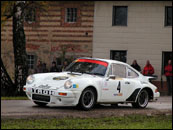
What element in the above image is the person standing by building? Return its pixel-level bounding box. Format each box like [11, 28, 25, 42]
[42, 63, 48, 73]
[142, 60, 155, 76]
[131, 60, 141, 72]
[34, 60, 43, 73]
[164, 60, 172, 96]
[50, 61, 59, 72]
[62, 60, 68, 71]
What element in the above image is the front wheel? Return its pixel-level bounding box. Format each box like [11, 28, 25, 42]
[78, 88, 96, 111]
[132, 89, 149, 108]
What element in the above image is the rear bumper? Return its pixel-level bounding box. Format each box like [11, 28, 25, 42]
[150, 92, 160, 102]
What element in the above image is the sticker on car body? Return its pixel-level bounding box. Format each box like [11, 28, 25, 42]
[32, 88, 55, 96]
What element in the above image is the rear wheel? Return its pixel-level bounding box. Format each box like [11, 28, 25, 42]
[132, 89, 149, 108]
[34, 101, 47, 106]
[78, 88, 96, 111]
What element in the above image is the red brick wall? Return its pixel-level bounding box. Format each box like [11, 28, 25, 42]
[1, 1, 94, 77]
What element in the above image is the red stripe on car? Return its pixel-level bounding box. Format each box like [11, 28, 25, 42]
[77, 59, 108, 67]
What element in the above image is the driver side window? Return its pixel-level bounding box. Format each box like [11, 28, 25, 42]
[108, 63, 126, 78]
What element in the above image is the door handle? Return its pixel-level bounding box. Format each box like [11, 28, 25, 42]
[125, 81, 130, 84]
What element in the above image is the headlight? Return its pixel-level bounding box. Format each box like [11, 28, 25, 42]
[64, 80, 72, 89]
[26, 75, 35, 84]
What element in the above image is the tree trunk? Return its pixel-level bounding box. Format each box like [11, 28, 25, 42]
[13, 2, 28, 95]
[1, 57, 16, 96]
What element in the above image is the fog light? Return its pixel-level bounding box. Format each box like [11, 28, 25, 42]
[59, 93, 67, 96]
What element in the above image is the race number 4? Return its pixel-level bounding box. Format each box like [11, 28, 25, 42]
[117, 81, 121, 93]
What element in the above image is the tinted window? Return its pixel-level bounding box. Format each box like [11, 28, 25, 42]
[110, 50, 127, 63]
[66, 59, 108, 76]
[165, 6, 172, 26]
[112, 6, 128, 26]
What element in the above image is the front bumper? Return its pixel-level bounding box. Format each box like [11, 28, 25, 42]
[24, 85, 81, 106]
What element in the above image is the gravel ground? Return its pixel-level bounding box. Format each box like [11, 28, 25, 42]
[1, 96, 172, 119]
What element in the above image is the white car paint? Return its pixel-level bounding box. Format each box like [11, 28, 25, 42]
[24, 57, 160, 108]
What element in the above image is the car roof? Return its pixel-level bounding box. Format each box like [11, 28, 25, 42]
[78, 57, 127, 66]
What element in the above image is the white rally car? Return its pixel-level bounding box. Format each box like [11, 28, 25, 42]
[24, 57, 160, 110]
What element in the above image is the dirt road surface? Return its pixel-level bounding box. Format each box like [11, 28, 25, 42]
[1, 96, 172, 119]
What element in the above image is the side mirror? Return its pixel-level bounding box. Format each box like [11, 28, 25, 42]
[106, 75, 116, 81]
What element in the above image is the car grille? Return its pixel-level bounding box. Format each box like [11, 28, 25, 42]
[32, 94, 50, 102]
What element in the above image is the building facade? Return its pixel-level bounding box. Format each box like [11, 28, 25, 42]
[1, 1, 94, 78]
[92, 1, 172, 92]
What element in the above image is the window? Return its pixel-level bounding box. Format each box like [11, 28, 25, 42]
[110, 63, 126, 78]
[65, 8, 77, 22]
[27, 55, 35, 69]
[24, 8, 36, 23]
[127, 67, 138, 78]
[165, 6, 172, 26]
[110, 50, 127, 63]
[112, 6, 128, 26]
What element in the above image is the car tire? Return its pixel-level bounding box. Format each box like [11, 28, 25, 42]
[78, 88, 96, 111]
[34, 101, 47, 106]
[132, 89, 149, 108]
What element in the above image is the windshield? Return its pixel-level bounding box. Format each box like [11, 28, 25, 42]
[65, 59, 108, 76]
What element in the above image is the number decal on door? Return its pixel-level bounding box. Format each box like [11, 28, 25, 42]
[117, 81, 121, 93]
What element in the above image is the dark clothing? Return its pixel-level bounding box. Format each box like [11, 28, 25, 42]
[34, 65, 43, 73]
[42, 68, 48, 73]
[131, 64, 141, 72]
[50, 66, 59, 72]
[166, 76, 172, 96]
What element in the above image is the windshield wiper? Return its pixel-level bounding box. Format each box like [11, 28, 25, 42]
[67, 71, 82, 75]
[81, 72, 104, 76]
[91, 72, 104, 76]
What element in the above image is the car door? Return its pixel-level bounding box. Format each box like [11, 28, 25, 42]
[122, 67, 141, 101]
[101, 63, 127, 102]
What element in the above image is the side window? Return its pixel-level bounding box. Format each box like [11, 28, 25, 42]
[112, 64, 126, 78]
[108, 64, 113, 76]
[127, 67, 138, 78]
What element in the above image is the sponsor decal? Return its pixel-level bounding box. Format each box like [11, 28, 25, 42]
[114, 81, 123, 96]
[73, 84, 79, 88]
[115, 78, 123, 80]
[103, 88, 109, 91]
[53, 76, 69, 80]
[32, 88, 55, 96]
[113, 93, 123, 96]
[37, 84, 51, 89]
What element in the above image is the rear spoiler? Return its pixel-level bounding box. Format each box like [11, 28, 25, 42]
[145, 75, 158, 81]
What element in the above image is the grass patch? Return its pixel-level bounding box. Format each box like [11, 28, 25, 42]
[1, 115, 172, 129]
[1, 96, 28, 100]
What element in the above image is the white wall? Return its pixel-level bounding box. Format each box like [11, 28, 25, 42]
[93, 1, 172, 81]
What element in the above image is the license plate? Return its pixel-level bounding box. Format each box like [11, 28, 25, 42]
[32, 88, 55, 96]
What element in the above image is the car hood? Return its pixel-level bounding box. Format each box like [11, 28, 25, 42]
[31, 72, 101, 89]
